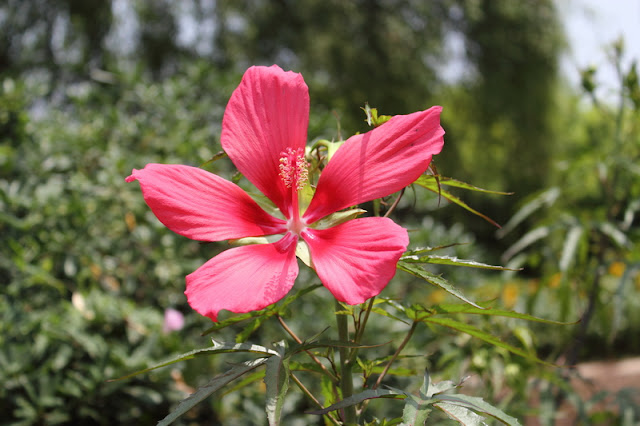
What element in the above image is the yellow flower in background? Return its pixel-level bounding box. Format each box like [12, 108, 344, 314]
[427, 289, 447, 305]
[548, 272, 562, 288]
[502, 282, 519, 309]
[608, 261, 626, 277]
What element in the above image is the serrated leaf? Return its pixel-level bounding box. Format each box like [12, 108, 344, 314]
[210, 340, 280, 356]
[265, 342, 289, 426]
[401, 254, 519, 271]
[397, 261, 484, 309]
[436, 394, 521, 426]
[434, 402, 487, 425]
[402, 395, 432, 426]
[422, 317, 554, 366]
[306, 389, 404, 415]
[157, 357, 268, 426]
[414, 175, 502, 227]
[427, 379, 459, 398]
[362, 103, 392, 127]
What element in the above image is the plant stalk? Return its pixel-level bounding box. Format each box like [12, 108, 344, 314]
[336, 299, 356, 424]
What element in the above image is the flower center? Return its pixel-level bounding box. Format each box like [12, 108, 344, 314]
[279, 148, 309, 191]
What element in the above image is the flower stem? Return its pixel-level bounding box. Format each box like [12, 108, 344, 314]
[335, 299, 356, 424]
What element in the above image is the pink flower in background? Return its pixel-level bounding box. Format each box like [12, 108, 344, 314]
[163, 308, 185, 333]
[126, 65, 444, 321]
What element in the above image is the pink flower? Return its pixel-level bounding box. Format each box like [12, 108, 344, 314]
[126, 65, 444, 321]
[163, 308, 185, 333]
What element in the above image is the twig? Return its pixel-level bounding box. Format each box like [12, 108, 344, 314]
[276, 315, 339, 384]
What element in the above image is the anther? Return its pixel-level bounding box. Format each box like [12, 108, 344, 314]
[278, 148, 309, 190]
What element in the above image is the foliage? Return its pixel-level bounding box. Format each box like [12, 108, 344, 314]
[0, 64, 241, 424]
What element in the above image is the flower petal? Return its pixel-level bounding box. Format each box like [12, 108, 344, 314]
[185, 233, 299, 321]
[304, 107, 445, 224]
[302, 217, 408, 304]
[126, 164, 286, 241]
[221, 65, 310, 217]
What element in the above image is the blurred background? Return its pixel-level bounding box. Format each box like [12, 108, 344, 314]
[1, 0, 639, 424]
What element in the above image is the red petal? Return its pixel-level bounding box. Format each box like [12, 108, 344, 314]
[185, 233, 299, 321]
[221, 65, 309, 217]
[126, 164, 286, 241]
[302, 217, 408, 304]
[304, 107, 445, 224]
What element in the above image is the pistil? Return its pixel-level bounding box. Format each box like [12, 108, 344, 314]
[279, 147, 309, 235]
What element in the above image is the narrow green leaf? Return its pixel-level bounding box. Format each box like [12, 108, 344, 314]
[289, 339, 385, 357]
[370, 306, 411, 325]
[278, 284, 323, 310]
[417, 175, 512, 195]
[314, 208, 367, 229]
[236, 315, 270, 343]
[597, 221, 631, 248]
[559, 225, 584, 272]
[402, 254, 519, 271]
[201, 310, 267, 336]
[496, 187, 560, 238]
[430, 303, 575, 325]
[397, 261, 484, 310]
[108, 344, 253, 382]
[199, 150, 228, 167]
[306, 389, 404, 415]
[265, 342, 289, 426]
[501, 226, 551, 263]
[223, 370, 266, 395]
[422, 317, 554, 366]
[414, 175, 502, 227]
[436, 394, 521, 426]
[404, 244, 469, 256]
[157, 357, 268, 426]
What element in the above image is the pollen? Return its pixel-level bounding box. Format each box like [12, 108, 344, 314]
[279, 147, 309, 190]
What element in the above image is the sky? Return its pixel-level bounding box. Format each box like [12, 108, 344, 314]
[559, 0, 640, 93]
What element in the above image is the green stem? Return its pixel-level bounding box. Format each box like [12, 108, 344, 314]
[290, 373, 341, 426]
[335, 299, 356, 424]
[373, 321, 418, 389]
[349, 297, 375, 363]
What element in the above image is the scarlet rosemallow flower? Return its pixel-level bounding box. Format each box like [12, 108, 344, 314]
[126, 65, 444, 321]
